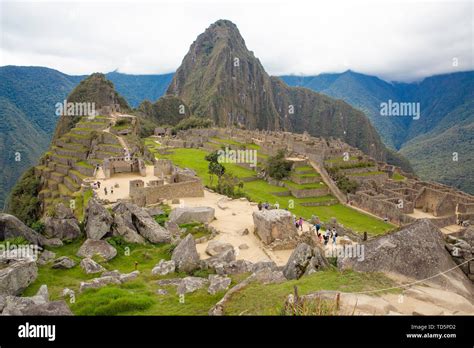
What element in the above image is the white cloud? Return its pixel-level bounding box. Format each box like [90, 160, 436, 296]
[0, 0, 472, 81]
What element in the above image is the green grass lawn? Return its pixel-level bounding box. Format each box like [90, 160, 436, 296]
[283, 180, 326, 190]
[157, 148, 257, 186]
[224, 268, 400, 315]
[392, 172, 406, 181]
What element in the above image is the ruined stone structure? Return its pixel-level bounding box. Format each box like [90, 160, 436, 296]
[349, 180, 474, 227]
[103, 156, 146, 179]
[129, 172, 204, 207]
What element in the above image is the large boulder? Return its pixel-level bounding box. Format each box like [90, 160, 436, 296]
[131, 208, 171, 244]
[0, 259, 38, 296]
[80, 258, 106, 274]
[177, 276, 209, 294]
[113, 202, 170, 244]
[283, 243, 328, 280]
[151, 259, 176, 276]
[205, 241, 234, 256]
[112, 213, 146, 244]
[54, 203, 75, 219]
[44, 216, 81, 241]
[85, 199, 113, 240]
[252, 209, 298, 245]
[52, 256, 76, 269]
[79, 270, 140, 292]
[0, 213, 47, 246]
[339, 219, 474, 298]
[171, 234, 200, 273]
[1, 286, 73, 316]
[208, 275, 231, 295]
[169, 206, 215, 225]
[37, 250, 56, 266]
[76, 239, 117, 261]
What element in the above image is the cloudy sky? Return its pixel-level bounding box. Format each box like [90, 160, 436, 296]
[0, 0, 472, 81]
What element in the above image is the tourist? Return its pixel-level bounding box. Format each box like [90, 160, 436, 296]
[258, 202, 263, 211]
[323, 231, 329, 245]
[298, 217, 304, 231]
[104, 187, 107, 195]
[332, 228, 337, 245]
[97, 181, 101, 188]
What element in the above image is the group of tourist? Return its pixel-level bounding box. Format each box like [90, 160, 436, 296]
[257, 202, 271, 210]
[91, 180, 115, 196]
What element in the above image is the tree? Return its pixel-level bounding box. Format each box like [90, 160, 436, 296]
[205, 151, 225, 186]
[265, 149, 292, 180]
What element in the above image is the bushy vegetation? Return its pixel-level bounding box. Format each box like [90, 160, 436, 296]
[265, 149, 292, 180]
[6, 167, 41, 226]
[205, 151, 245, 198]
[173, 116, 213, 132]
[327, 167, 359, 194]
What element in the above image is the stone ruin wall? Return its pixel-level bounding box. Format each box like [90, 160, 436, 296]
[348, 191, 416, 226]
[129, 173, 204, 207]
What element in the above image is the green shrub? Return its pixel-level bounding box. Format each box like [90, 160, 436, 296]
[173, 116, 212, 132]
[265, 149, 292, 180]
[30, 221, 45, 234]
[6, 167, 41, 226]
[72, 287, 155, 316]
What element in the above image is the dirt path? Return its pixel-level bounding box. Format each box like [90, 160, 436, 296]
[93, 165, 160, 202]
[170, 190, 294, 265]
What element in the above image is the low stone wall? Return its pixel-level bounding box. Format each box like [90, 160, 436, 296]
[291, 175, 322, 185]
[289, 187, 329, 198]
[348, 173, 388, 185]
[300, 199, 338, 207]
[340, 166, 378, 175]
[130, 174, 204, 206]
[429, 215, 457, 228]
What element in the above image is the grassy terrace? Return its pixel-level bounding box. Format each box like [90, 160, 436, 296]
[283, 180, 326, 190]
[348, 171, 385, 177]
[392, 172, 406, 181]
[147, 144, 393, 235]
[209, 137, 261, 150]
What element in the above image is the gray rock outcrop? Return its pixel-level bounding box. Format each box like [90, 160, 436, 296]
[52, 256, 76, 269]
[252, 209, 298, 245]
[339, 219, 474, 298]
[171, 234, 200, 273]
[151, 259, 176, 276]
[169, 206, 215, 225]
[205, 241, 234, 256]
[80, 257, 106, 274]
[76, 239, 117, 261]
[208, 275, 231, 295]
[283, 243, 329, 280]
[0, 259, 38, 295]
[85, 199, 113, 240]
[0, 213, 47, 246]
